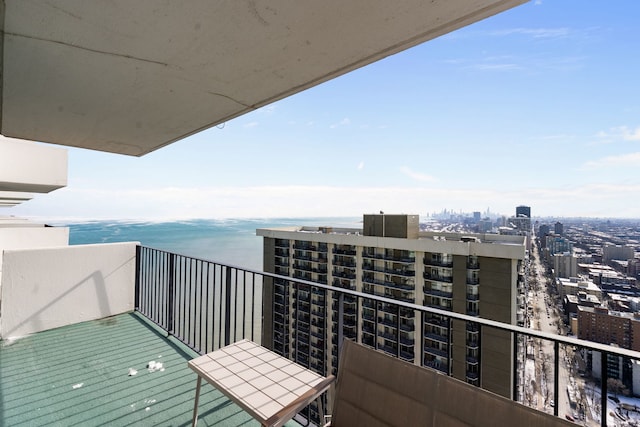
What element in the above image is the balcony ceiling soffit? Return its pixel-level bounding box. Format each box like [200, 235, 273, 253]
[0, 0, 526, 156]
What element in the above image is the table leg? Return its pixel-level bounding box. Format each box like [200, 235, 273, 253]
[192, 376, 202, 427]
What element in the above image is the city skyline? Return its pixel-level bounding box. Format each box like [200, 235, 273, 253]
[7, 0, 640, 221]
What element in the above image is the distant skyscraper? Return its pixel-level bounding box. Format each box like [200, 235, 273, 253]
[554, 221, 564, 235]
[515, 205, 531, 218]
[473, 211, 481, 222]
[539, 224, 550, 238]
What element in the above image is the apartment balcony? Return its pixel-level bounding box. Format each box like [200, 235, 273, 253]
[467, 293, 480, 301]
[363, 250, 387, 260]
[332, 258, 356, 267]
[424, 358, 449, 375]
[275, 240, 290, 248]
[424, 346, 449, 359]
[423, 272, 453, 283]
[385, 280, 416, 292]
[332, 248, 357, 256]
[362, 262, 385, 273]
[293, 263, 328, 274]
[0, 243, 631, 426]
[332, 270, 356, 279]
[424, 331, 449, 343]
[424, 317, 450, 328]
[423, 288, 453, 299]
[384, 255, 415, 264]
[423, 257, 453, 268]
[332, 278, 356, 290]
[467, 261, 480, 270]
[386, 268, 416, 277]
[275, 258, 290, 267]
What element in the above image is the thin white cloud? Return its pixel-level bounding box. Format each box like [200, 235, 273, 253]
[400, 167, 437, 183]
[490, 28, 570, 39]
[357, 161, 365, 171]
[534, 0, 542, 5]
[533, 134, 575, 141]
[594, 126, 640, 144]
[581, 152, 640, 170]
[244, 122, 259, 128]
[472, 63, 520, 71]
[330, 118, 351, 129]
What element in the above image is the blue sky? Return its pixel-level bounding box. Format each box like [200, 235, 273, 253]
[11, 1, 640, 220]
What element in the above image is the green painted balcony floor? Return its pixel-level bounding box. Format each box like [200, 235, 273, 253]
[0, 312, 300, 427]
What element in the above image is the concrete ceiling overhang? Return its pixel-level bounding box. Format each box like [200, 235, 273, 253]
[0, 191, 34, 207]
[0, 0, 527, 156]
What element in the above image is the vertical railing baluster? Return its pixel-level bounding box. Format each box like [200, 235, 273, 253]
[224, 265, 232, 347]
[242, 271, 247, 339]
[337, 292, 344, 369]
[478, 323, 482, 387]
[553, 340, 559, 416]
[204, 261, 209, 353]
[134, 245, 141, 310]
[512, 331, 517, 401]
[168, 253, 175, 336]
[251, 272, 256, 342]
[215, 264, 221, 350]
[198, 259, 203, 352]
[295, 281, 300, 363]
[233, 268, 238, 343]
[601, 351, 608, 427]
[396, 303, 401, 358]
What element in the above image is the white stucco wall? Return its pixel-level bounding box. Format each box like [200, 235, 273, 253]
[0, 225, 69, 278]
[0, 242, 138, 339]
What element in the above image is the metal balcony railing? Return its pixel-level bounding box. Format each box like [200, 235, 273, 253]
[135, 246, 638, 426]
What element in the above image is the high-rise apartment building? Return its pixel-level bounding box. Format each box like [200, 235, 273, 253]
[554, 221, 564, 236]
[516, 205, 531, 218]
[258, 214, 525, 400]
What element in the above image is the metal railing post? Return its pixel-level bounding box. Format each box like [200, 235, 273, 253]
[337, 293, 344, 367]
[601, 351, 608, 427]
[224, 266, 232, 346]
[553, 340, 559, 416]
[167, 253, 175, 335]
[512, 331, 518, 401]
[134, 245, 141, 310]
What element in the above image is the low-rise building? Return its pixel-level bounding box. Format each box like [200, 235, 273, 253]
[556, 277, 602, 301]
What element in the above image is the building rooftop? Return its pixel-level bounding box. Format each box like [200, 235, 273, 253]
[0, 312, 299, 427]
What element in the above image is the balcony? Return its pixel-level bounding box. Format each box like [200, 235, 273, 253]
[423, 288, 453, 299]
[384, 255, 415, 264]
[423, 272, 453, 283]
[0, 312, 263, 426]
[423, 257, 453, 268]
[424, 331, 448, 343]
[362, 251, 384, 260]
[0, 244, 633, 426]
[332, 248, 357, 256]
[424, 346, 449, 359]
[467, 293, 480, 301]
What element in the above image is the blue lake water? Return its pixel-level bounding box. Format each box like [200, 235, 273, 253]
[65, 217, 360, 271]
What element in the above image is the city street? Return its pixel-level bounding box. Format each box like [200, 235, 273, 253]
[527, 239, 594, 425]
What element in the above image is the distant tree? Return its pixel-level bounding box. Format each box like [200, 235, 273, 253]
[607, 378, 628, 397]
